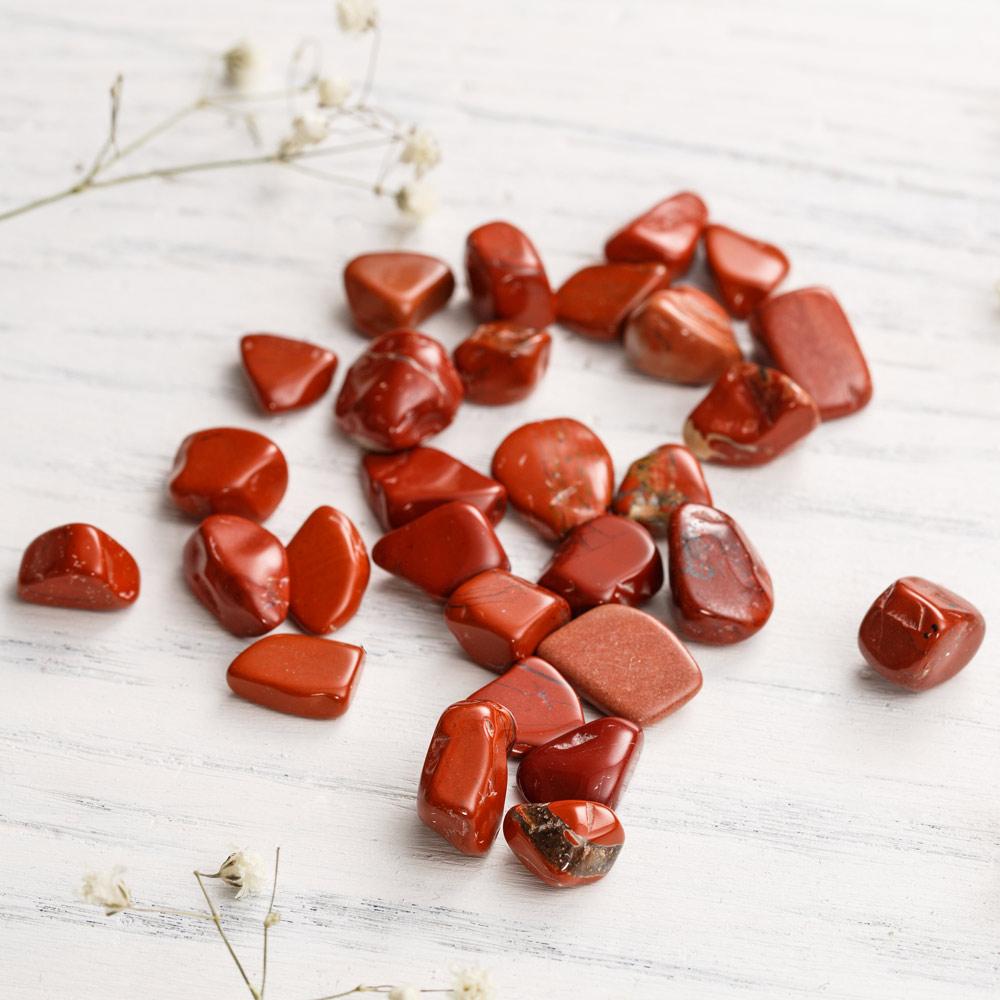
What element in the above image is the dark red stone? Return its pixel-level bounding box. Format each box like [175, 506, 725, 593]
[17, 523, 140, 611]
[492, 418, 614, 540]
[556, 263, 669, 341]
[613, 444, 712, 535]
[538, 514, 663, 615]
[704, 224, 790, 318]
[858, 577, 986, 691]
[168, 427, 288, 522]
[453, 322, 552, 405]
[240, 334, 337, 413]
[444, 570, 571, 671]
[604, 191, 708, 279]
[183, 514, 290, 636]
[334, 329, 464, 451]
[417, 700, 516, 855]
[362, 447, 506, 531]
[371, 501, 509, 599]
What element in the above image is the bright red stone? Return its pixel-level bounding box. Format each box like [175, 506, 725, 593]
[239, 334, 337, 413]
[334, 330, 464, 451]
[469, 657, 584, 756]
[183, 514, 290, 636]
[466, 221, 555, 327]
[668, 504, 773, 644]
[372, 501, 509, 599]
[858, 577, 986, 691]
[453, 322, 552, 405]
[362, 447, 506, 531]
[503, 800, 625, 888]
[18, 523, 140, 611]
[517, 716, 643, 809]
[226, 634, 364, 718]
[684, 363, 820, 466]
[704, 224, 790, 318]
[556, 263, 669, 341]
[168, 427, 288, 522]
[417, 700, 516, 855]
[343, 252, 455, 337]
[750, 286, 873, 420]
[624, 286, 742, 384]
[537, 605, 702, 726]
[538, 514, 663, 616]
[444, 570, 571, 671]
[286, 506, 369, 634]
[492, 418, 614, 540]
[613, 443, 712, 535]
[604, 191, 708, 279]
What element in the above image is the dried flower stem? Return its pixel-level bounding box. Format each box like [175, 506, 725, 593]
[260, 848, 281, 999]
[194, 869, 261, 1000]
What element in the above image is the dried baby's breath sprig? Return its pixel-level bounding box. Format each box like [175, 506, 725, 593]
[318, 76, 353, 109]
[201, 848, 268, 899]
[396, 180, 437, 221]
[80, 867, 132, 914]
[450, 967, 496, 1000]
[337, 0, 379, 34]
[400, 128, 441, 177]
[224, 41, 265, 91]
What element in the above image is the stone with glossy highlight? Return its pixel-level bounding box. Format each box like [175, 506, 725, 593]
[453, 322, 552, 404]
[556, 263, 669, 341]
[240, 334, 337, 413]
[605, 191, 708, 278]
[613, 444, 712, 535]
[705, 224, 789, 318]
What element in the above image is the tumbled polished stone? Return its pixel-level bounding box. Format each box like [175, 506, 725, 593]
[445, 570, 571, 671]
[668, 504, 773, 644]
[286, 506, 369, 634]
[538, 514, 663, 615]
[684, 363, 820, 466]
[537, 605, 702, 725]
[18, 523, 140, 611]
[343, 252, 455, 337]
[604, 191, 708, 279]
[624, 286, 742, 384]
[750, 286, 872, 420]
[453, 322, 552, 405]
[517, 716, 643, 809]
[704, 224, 789, 318]
[183, 514, 290, 636]
[465, 221, 555, 328]
[469, 657, 584, 756]
[858, 577, 986, 691]
[169, 427, 288, 522]
[335, 329, 464, 451]
[492, 418, 614, 540]
[556, 263, 669, 341]
[613, 444, 712, 535]
[240, 333, 337, 413]
[372, 501, 509, 599]
[226, 634, 365, 718]
[503, 800, 625, 888]
[362, 447, 506, 530]
[417, 699, 516, 855]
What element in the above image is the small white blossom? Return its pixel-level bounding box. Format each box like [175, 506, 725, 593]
[451, 967, 495, 1000]
[223, 41, 264, 91]
[211, 849, 267, 898]
[279, 113, 331, 156]
[318, 76, 352, 109]
[388, 988, 421, 1000]
[336, 0, 379, 34]
[400, 128, 441, 177]
[80, 867, 132, 915]
[395, 181, 436, 221]
[264, 909, 281, 928]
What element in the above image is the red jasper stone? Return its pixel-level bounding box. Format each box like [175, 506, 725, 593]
[444, 570, 571, 671]
[168, 427, 288, 522]
[750, 286, 873, 420]
[469, 657, 584, 756]
[858, 577, 986, 691]
[684, 362, 820, 466]
[704, 224, 790, 318]
[465, 221, 555, 328]
[18, 523, 140, 611]
[362, 447, 506, 531]
[453, 322, 552, 405]
[605, 191, 708, 279]
[371, 501, 509, 599]
[613, 444, 712, 535]
[417, 699, 516, 855]
[343, 252, 455, 337]
[517, 716, 642, 809]
[667, 504, 773, 644]
[334, 330, 464, 451]
[503, 800, 624, 888]
[555, 263, 669, 341]
[183, 514, 290, 636]
[239, 334, 337, 413]
[538, 514, 664, 616]
[492, 418, 614, 540]
[226, 634, 365, 718]
[537, 605, 702, 726]
[624, 286, 742, 385]
[286, 506, 369, 634]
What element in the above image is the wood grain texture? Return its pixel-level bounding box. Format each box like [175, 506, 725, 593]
[2, 1, 999, 997]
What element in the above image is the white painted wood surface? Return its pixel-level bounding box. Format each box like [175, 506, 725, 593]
[2, 1, 999, 997]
